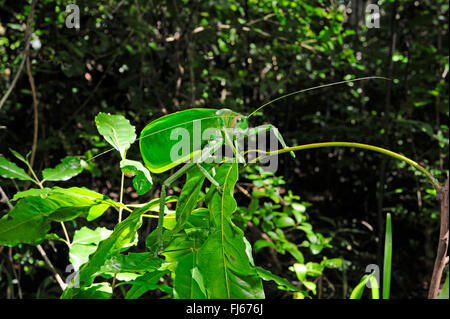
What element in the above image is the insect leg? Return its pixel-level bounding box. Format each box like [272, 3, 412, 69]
[156, 162, 196, 255]
[196, 163, 223, 194]
[195, 137, 224, 193]
[241, 124, 296, 158]
[222, 128, 246, 164]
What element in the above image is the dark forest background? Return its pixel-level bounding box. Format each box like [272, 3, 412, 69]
[0, 0, 448, 299]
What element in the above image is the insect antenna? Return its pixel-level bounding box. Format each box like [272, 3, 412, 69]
[246, 76, 391, 118]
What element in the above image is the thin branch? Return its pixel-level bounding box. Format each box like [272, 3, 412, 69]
[0, 0, 38, 112]
[428, 178, 449, 299]
[35, 245, 67, 291]
[26, 55, 39, 172]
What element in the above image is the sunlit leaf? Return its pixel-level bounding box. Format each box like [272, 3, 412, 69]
[0, 156, 34, 182]
[95, 112, 136, 159]
[42, 156, 84, 182]
[120, 159, 152, 195]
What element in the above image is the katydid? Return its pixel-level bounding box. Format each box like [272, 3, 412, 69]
[137, 76, 389, 254]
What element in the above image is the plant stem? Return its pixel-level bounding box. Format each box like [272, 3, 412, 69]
[31, 172, 71, 245]
[0, 0, 38, 111]
[25, 162, 43, 188]
[142, 214, 176, 219]
[383, 213, 392, 299]
[118, 172, 125, 223]
[249, 142, 441, 191]
[428, 177, 449, 298]
[60, 221, 71, 246]
[36, 244, 67, 291]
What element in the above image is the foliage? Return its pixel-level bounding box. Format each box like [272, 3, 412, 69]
[0, 0, 448, 299]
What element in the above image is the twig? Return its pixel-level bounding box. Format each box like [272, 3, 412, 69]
[26, 55, 39, 172]
[0, 0, 38, 112]
[8, 247, 23, 299]
[428, 177, 449, 299]
[36, 245, 67, 291]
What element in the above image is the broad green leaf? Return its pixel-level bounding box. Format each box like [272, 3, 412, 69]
[120, 159, 152, 195]
[256, 267, 301, 292]
[198, 163, 264, 299]
[62, 198, 164, 298]
[11, 187, 52, 201]
[42, 156, 83, 182]
[173, 165, 212, 233]
[274, 215, 296, 227]
[0, 156, 34, 182]
[321, 257, 343, 269]
[303, 281, 317, 294]
[64, 282, 112, 299]
[163, 208, 211, 299]
[125, 270, 171, 299]
[283, 241, 304, 263]
[69, 227, 113, 271]
[306, 262, 324, 277]
[99, 252, 162, 274]
[95, 112, 136, 159]
[0, 187, 119, 246]
[290, 263, 307, 282]
[0, 197, 51, 246]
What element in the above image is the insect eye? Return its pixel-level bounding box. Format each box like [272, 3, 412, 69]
[236, 118, 241, 123]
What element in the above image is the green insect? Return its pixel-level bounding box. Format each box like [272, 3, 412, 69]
[138, 76, 388, 254]
[140, 109, 294, 253]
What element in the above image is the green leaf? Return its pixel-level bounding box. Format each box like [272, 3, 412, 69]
[369, 276, 380, 299]
[100, 252, 162, 274]
[11, 187, 52, 201]
[0, 187, 119, 246]
[64, 282, 112, 299]
[120, 159, 152, 195]
[253, 239, 276, 253]
[198, 163, 264, 299]
[321, 257, 343, 269]
[163, 208, 211, 299]
[173, 165, 211, 233]
[383, 213, 392, 299]
[45, 233, 67, 243]
[256, 267, 301, 292]
[69, 227, 113, 271]
[9, 148, 29, 164]
[42, 156, 83, 182]
[306, 262, 324, 277]
[274, 215, 296, 227]
[95, 112, 136, 159]
[0, 156, 34, 182]
[62, 199, 164, 297]
[125, 270, 170, 299]
[283, 241, 304, 263]
[0, 197, 51, 246]
[303, 281, 316, 294]
[350, 273, 374, 299]
[290, 263, 307, 282]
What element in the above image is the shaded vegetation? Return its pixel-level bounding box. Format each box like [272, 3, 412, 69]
[0, 0, 448, 299]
